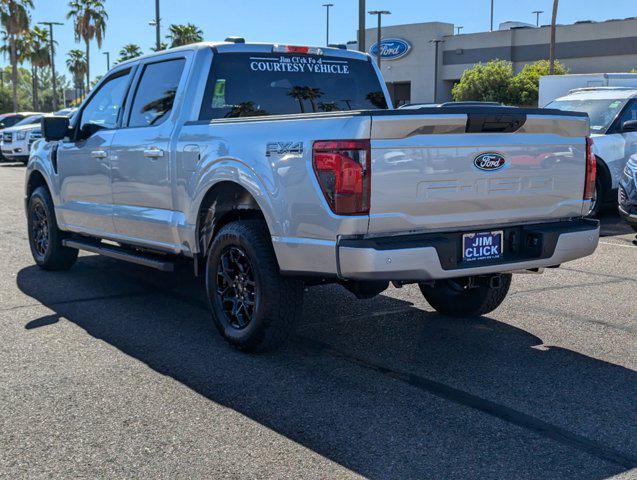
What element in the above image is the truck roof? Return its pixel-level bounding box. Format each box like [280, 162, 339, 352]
[115, 41, 370, 67]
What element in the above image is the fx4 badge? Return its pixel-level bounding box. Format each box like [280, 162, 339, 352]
[266, 141, 304, 158]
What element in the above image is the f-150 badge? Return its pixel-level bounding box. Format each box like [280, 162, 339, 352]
[266, 142, 304, 157]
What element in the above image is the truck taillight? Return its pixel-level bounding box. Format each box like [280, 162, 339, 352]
[312, 140, 371, 215]
[584, 137, 596, 201]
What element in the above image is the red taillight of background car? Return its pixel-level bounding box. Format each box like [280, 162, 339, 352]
[312, 140, 371, 215]
[584, 137, 597, 201]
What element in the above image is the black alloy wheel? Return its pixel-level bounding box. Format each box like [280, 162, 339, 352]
[216, 246, 258, 330]
[30, 200, 50, 260]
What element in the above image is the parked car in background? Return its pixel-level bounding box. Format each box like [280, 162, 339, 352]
[1, 114, 47, 163]
[546, 87, 637, 216]
[0, 112, 40, 161]
[539, 73, 637, 107]
[54, 107, 78, 117]
[618, 156, 637, 233]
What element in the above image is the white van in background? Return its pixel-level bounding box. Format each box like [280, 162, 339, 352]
[546, 87, 637, 215]
[539, 73, 637, 108]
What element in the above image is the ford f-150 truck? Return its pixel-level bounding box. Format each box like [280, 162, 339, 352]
[26, 41, 600, 352]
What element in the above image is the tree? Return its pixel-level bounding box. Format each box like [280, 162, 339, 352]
[90, 74, 102, 88]
[66, 49, 87, 99]
[452, 60, 515, 103]
[167, 23, 203, 48]
[67, 0, 107, 94]
[549, 0, 559, 74]
[117, 43, 142, 63]
[509, 60, 567, 106]
[25, 25, 51, 110]
[151, 41, 168, 52]
[0, 64, 70, 113]
[452, 59, 567, 106]
[0, 0, 33, 111]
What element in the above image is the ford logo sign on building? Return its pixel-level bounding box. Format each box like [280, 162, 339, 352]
[474, 153, 507, 171]
[369, 38, 411, 61]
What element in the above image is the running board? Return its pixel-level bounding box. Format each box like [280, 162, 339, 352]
[62, 239, 175, 272]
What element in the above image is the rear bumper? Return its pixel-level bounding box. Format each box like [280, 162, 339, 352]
[337, 219, 599, 281]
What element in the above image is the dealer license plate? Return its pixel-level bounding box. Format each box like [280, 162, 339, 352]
[462, 231, 503, 262]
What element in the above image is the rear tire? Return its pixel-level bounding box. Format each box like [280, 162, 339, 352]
[586, 176, 604, 218]
[27, 186, 78, 270]
[205, 220, 304, 352]
[419, 274, 512, 318]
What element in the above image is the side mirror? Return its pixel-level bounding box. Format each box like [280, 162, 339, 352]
[42, 116, 71, 141]
[79, 122, 104, 140]
[622, 120, 637, 132]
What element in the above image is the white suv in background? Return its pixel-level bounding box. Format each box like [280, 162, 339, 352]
[1, 114, 47, 163]
[547, 87, 637, 215]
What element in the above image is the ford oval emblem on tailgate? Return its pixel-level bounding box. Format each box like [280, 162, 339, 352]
[474, 153, 506, 171]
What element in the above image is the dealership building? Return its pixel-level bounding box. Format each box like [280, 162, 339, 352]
[348, 17, 637, 106]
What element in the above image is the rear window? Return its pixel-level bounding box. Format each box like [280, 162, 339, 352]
[199, 52, 387, 120]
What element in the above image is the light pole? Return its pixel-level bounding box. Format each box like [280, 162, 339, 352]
[149, 0, 161, 51]
[322, 4, 334, 46]
[358, 0, 366, 52]
[533, 10, 544, 27]
[369, 10, 390, 67]
[103, 51, 110, 71]
[430, 38, 444, 103]
[38, 21, 63, 111]
[456, 26, 463, 35]
[490, 0, 494, 31]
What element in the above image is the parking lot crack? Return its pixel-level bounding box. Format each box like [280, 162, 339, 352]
[295, 335, 637, 470]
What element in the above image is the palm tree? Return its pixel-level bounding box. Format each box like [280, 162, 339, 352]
[549, 0, 559, 75]
[117, 43, 142, 63]
[66, 48, 87, 100]
[305, 87, 324, 112]
[25, 26, 51, 110]
[151, 41, 168, 52]
[67, 0, 108, 93]
[0, 0, 33, 111]
[167, 23, 203, 48]
[287, 86, 307, 113]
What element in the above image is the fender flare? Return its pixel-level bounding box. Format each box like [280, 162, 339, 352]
[188, 159, 281, 253]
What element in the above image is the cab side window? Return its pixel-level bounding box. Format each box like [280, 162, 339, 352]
[127, 59, 185, 128]
[619, 101, 637, 125]
[79, 69, 131, 133]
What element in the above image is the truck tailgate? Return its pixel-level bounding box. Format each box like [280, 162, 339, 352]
[368, 108, 590, 234]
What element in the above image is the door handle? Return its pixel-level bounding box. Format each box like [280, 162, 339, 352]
[143, 147, 164, 159]
[91, 150, 107, 159]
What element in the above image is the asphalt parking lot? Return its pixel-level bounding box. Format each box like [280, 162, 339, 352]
[0, 161, 636, 479]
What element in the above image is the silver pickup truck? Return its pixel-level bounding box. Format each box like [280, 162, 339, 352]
[26, 41, 600, 351]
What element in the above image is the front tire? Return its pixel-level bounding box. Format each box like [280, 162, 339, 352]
[205, 220, 304, 352]
[419, 274, 512, 318]
[27, 186, 78, 270]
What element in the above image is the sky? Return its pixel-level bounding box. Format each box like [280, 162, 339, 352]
[17, 0, 637, 83]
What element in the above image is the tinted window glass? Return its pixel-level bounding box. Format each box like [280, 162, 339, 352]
[200, 52, 387, 120]
[128, 59, 185, 127]
[80, 69, 131, 131]
[1, 115, 24, 127]
[547, 98, 628, 133]
[15, 115, 44, 127]
[619, 101, 637, 125]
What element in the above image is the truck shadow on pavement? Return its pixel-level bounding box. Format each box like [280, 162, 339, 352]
[16, 257, 637, 480]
